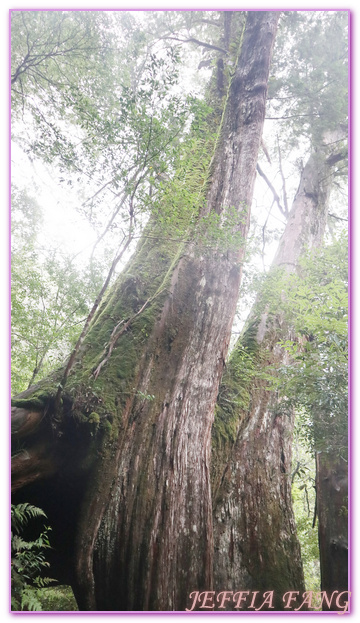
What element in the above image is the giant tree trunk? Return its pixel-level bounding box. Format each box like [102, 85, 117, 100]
[211, 142, 340, 610]
[11, 11, 278, 611]
[316, 452, 348, 609]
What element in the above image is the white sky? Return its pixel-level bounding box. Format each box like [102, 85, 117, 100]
[12, 141, 98, 261]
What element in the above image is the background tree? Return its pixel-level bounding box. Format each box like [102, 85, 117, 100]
[11, 187, 106, 394]
[211, 138, 341, 609]
[277, 236, 348, 603]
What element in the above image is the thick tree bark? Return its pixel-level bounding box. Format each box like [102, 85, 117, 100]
[11, 11, 278, 611]
[316, 452, 348, 610]
[211, 142, 338, 610]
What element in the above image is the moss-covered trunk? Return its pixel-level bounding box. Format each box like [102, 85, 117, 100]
[316, 452, 348, 609]
[211, 144, 337, 609]
[11, 11, 278, 611]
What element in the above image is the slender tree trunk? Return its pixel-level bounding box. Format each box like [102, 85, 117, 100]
[11, 11, 279, 611]
[211, 143, 338, 610]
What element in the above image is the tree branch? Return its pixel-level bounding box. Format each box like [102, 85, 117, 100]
[161, 35, 228, 55]
[328, 212, 348, 222]
[277, 136, 289, 217]
[54, 234, 133, 412]
[194, 18, 221, 28]
[93, 288, 165, 380]
[256, 163, 287, 218]
[325, 150, 348, 166]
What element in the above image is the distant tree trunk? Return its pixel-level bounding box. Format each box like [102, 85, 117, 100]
[11, 11, 278, 611]
[211, 142, 339, 610]
[316, 452, 348, 609]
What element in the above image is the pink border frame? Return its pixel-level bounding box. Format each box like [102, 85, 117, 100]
[8, 7, 352, 616]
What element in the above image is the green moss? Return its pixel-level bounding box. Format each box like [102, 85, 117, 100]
[11, 397, 45, 410]
[212, 335, 258, 447]
[13, 77, 226, 451]
[101, 419, 113, 434]
[88, 412, 100, 424]
[11, 387, 58, 411]
[67, 228, 186, 422]
[37, 585, 78, 611]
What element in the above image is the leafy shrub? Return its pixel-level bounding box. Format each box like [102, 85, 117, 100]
[37, 585, 79, 611]
[11, 503, 56, 611]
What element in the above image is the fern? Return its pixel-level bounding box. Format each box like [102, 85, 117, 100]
[11, 503, 56, 611]
[11, 503, 47, 534]
[34, 576, 56, 588]
[20, 586, 43, 611]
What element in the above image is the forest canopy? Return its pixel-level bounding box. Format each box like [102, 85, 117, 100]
[10, 9, 349, 613]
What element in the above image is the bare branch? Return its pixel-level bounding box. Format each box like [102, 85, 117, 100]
[277, 136, 289, 217]
[265, 113, 320, 121]
[54, 234, 134, 411]
[160, 35, 228, 55]
[193, 18, 221, 28]
[325, 150, 347, 166]
[328, 213, 348, 222]
[260, 198, 276, 271]
[93, 288, 165, 380]
[256, 163, 287, 218]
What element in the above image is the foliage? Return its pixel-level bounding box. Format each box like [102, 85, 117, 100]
[36, 586, 78, 611]
[11, 502, 46, 532]
[291, 436, 320, 594]
[258, 234, 348, 456]
[11, 10, 205, 248]
[11, 503, 55, 611]
[214, 339, 257, 445]
[11, 11, 113, 111]
[250, 10, 348, 265]
[11, 187, 104, 394]
[268, 11, 348, 150]
[148, 97, 218, 241]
